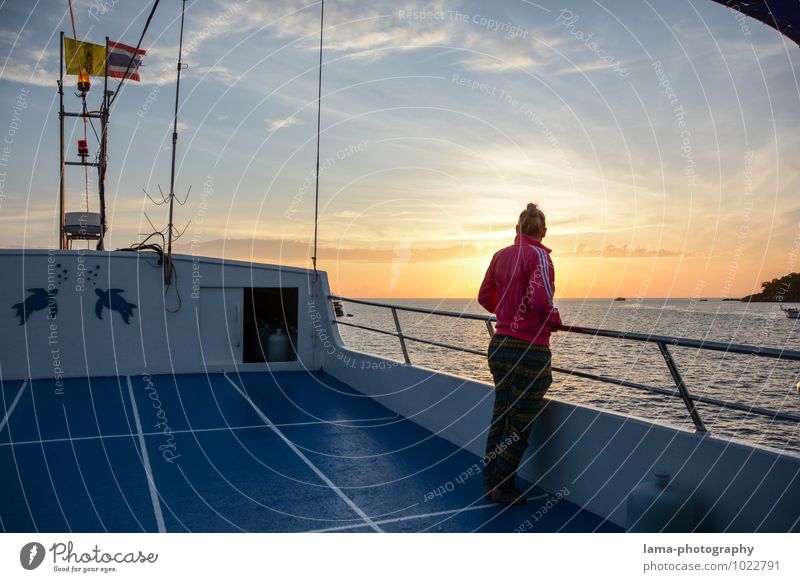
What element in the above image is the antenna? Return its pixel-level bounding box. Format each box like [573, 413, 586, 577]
[168, 0, 189, 257]
[312, 0, 324, 279]
[164, 0, 190, 283]
[142, 0, 190, 283]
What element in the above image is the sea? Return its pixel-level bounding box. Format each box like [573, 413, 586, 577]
[337, 298, 800, 454]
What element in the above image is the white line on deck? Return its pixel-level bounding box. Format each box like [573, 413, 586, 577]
[309, 494, 549, 532]
[0, 380, 28, 434]
[0, 414, 402, 449]
[127, 376, 167, 533]
[223, 372, 383, 533]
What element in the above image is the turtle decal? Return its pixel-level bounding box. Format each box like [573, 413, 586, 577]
[12, 288, 58, 325]
[94, 288, 137, 324]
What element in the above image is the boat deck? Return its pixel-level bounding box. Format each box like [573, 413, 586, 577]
[0, 371, 620, 532]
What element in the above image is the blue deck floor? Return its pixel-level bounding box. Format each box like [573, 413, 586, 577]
[0, 371, 620, 532]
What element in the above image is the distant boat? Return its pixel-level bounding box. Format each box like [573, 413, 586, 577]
[782, 306, 800, 319]
[614, 297, 626, 302]
[333, 299, 346, 317]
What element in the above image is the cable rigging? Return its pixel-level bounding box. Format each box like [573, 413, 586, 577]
[312, 0, 325, 279]
[107, 0, 161, 108]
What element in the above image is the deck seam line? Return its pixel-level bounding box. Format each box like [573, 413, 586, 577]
[308, 494, 549, 532]
[126, 376, 167, 533]
[223, 372, 383, 533]
[0, 415, 401, 448]
[0, 380, 28, 434]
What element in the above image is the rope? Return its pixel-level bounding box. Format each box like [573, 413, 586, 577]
[67, 0, 78, 43]
[108, 0, 161, 107]
[80, 97, 91, 214]
[312, 0, 324, 277]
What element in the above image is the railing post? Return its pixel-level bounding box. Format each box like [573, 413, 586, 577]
[328, 296, 800, 428]
[391, 307, 411, 364]
[657, 341, 707, 432]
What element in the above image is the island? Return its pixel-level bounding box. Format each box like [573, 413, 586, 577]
[739, 272, 800, 302]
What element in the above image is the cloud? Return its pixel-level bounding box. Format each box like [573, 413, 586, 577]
[562, 243, 689, 258]
[459, 52, 537, 72]
[0, 61, 58, 86]
[551, 59, 626, 76]
[210, 0, 458, 60]
[265, 115, 302, 132]
[1, 43, 60, 87]
[174, 237, 483, 263]
[192, 63, 242, 85]
[458, 32, 540, 72]
[329, 210, 360, 218]
[0, 29, 21, 45]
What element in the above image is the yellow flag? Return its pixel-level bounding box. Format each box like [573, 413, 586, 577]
[64, 37, 106, 76]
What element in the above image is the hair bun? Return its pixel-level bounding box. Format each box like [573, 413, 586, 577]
[518, 202, 546, 237]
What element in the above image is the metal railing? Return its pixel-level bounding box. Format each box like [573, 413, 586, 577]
[329, 295, 800, 432]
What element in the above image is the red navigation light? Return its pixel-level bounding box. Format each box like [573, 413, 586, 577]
[77, 68, 91, 93]
[77, 139, 89, 158]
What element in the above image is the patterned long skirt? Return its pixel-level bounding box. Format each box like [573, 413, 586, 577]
[484, 334, 553, 493]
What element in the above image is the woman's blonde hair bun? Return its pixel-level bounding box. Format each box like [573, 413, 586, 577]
[519, 202, 546, 237]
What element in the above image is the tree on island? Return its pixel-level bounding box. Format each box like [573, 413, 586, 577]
[740, 272, 800, 302]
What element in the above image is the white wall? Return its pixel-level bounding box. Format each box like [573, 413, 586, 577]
[0, 250, 324, 380]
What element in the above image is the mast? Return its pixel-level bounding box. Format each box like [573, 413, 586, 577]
[312, 0, 324, 278]
[58, 31, 66, 250]
[97, 36, 110, 250]
[167, 0, 187, 264]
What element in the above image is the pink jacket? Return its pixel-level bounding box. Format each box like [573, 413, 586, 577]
[478, 233, 562, 346]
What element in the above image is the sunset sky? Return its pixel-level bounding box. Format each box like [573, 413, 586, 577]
[1, 0, 798, 298]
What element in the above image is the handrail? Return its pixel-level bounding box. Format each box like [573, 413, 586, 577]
[332, 296, 800, 361]
[329, 295, 800, 430]
[333, 295, 497, 322]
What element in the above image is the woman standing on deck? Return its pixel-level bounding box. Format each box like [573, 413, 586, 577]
[478, 203, 562, 505]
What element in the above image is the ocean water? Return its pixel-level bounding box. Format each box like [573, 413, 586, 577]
[337, 298, 800, 454]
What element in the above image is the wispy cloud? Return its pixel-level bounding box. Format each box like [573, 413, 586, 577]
[0, 28, 21, 45]
[0, 60, 57, 86]
[457, 31, 543, 72]
[211, 0, 459, 59]
[563, 243, 690, 258]
[265, 115, 302, 132]
[175, 237, 483, 263]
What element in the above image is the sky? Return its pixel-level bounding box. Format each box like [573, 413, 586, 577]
[0, 0, 798, 298]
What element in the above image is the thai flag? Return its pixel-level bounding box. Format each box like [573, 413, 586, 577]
[107, 41, 146, 81]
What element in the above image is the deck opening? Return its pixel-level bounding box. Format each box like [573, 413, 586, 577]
[243, 287, 299, 363]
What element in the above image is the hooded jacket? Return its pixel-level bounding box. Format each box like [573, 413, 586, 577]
[478, 232, 562, 346]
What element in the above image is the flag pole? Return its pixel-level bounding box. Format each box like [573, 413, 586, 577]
[58, 31, 66, 250]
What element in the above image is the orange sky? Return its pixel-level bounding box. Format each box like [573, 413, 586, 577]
[3, 1, 798, 300]
[177, 228, 795, 299]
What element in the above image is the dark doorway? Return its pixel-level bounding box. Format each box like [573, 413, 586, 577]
[243, 288, 299, 363]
